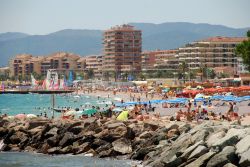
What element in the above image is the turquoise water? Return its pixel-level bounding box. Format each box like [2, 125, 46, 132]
[0, 94, 111, 117]
[0, 152, 136, 167]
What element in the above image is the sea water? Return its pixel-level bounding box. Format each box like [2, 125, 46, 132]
[0, 152, 137, 167]
[0, 94, 111, 117]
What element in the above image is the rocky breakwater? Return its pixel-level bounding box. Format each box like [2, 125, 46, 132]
[1, 117, 250, 167]
[0, 117, 166, 159]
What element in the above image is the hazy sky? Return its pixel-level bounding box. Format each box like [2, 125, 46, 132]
[1, 0, 250, 35]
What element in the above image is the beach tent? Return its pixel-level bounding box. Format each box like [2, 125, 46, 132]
[117, 110, 129, 121]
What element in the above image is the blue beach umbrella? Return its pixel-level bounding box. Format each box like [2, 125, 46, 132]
[222, 96, 236, 102]
[234, 97, 244, 103]
[123, 101, 138, 106]
[150, 99, 164, 104]
[113, 107, 123, 112]
[211, 95, 224, 100]
[194, 97, 206, 102]
[243, 96, 250, 100]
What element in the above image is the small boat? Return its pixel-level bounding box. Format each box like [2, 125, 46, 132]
[53, 108, 67, 113]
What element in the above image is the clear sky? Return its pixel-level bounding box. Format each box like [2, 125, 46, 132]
[0, 0, 250, 35]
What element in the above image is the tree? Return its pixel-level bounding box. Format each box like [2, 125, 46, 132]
[206, 68, 216, 79]
[178, 61, 189, 82]
[86, 69, 94, 79]
[236, 30, 250, 72]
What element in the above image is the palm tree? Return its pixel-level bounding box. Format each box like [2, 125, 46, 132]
[178, 61, 189, 82]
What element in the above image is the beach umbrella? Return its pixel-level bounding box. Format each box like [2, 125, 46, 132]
[117, 110, 129, 121]
[83, 109, 97, 115]
[222, 96, 235, 102]
[234, 97, 244, 103]
[243, 96, 250, 100]
[194, 97, 206, 102]
[115, 103, 127, 107]
[127, 106, 134, 110]
[195, 93, 205, 99]
[113, 107, 123, 112]
[149, 99, 163, 104]
[164, 99, 186, 104]
[211, 95, 224, 100]
[64, 110, 76, 116]
[114, 97, 122, 101]
[162, 88, 170, 93]
[75, 110, 85, 116]
[27, 114, 37, 119]
[123, 101, 138, 106]
[15, 114, 26, 119]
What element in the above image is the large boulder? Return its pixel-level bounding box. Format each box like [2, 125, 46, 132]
[46, 136, 59, 147]
[181, 140, 204, 160]
[236, 135, 250, 155]
[160, 134, 193, 164]
[91, 139, 108, 149]
[239, 148, 250, 167]
[212, 128, 246, 150]
[68, 126, 84, 135]
[47, 147, 61, 154]
[185, 151, 216, 167]
[27, 126, 43, 136]
[167, 129, 180, 139]
[223, 163, 238, 167]
[206, 130, 226, 147]
[128, 123, 144, 137]
[27, 120, 49, 130]
[112, 138, 132, 154]
[139, 131, 155, 139]
[95, 143, 113, 157]
[106, 122, 125, 129]
[59, 132, 74, 148]
[44, 127, 58, 138]
[191, 129, 210, 143]
[0, 127, 8, 138]
[188, 145, 208, 159]
[206, 146, 238, 167]
[75, 142, 91, 154]
[9, 131, 28, 144]
[144, 120, 160, 131]
[131, 145, 155, 160]
[109, 125, 128, 139]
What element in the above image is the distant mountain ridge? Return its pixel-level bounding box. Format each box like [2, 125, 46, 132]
[0, 22, 249, 66]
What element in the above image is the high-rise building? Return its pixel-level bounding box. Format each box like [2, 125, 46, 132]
[178, 36, 247, 75]
[103, 24, 142, 76]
